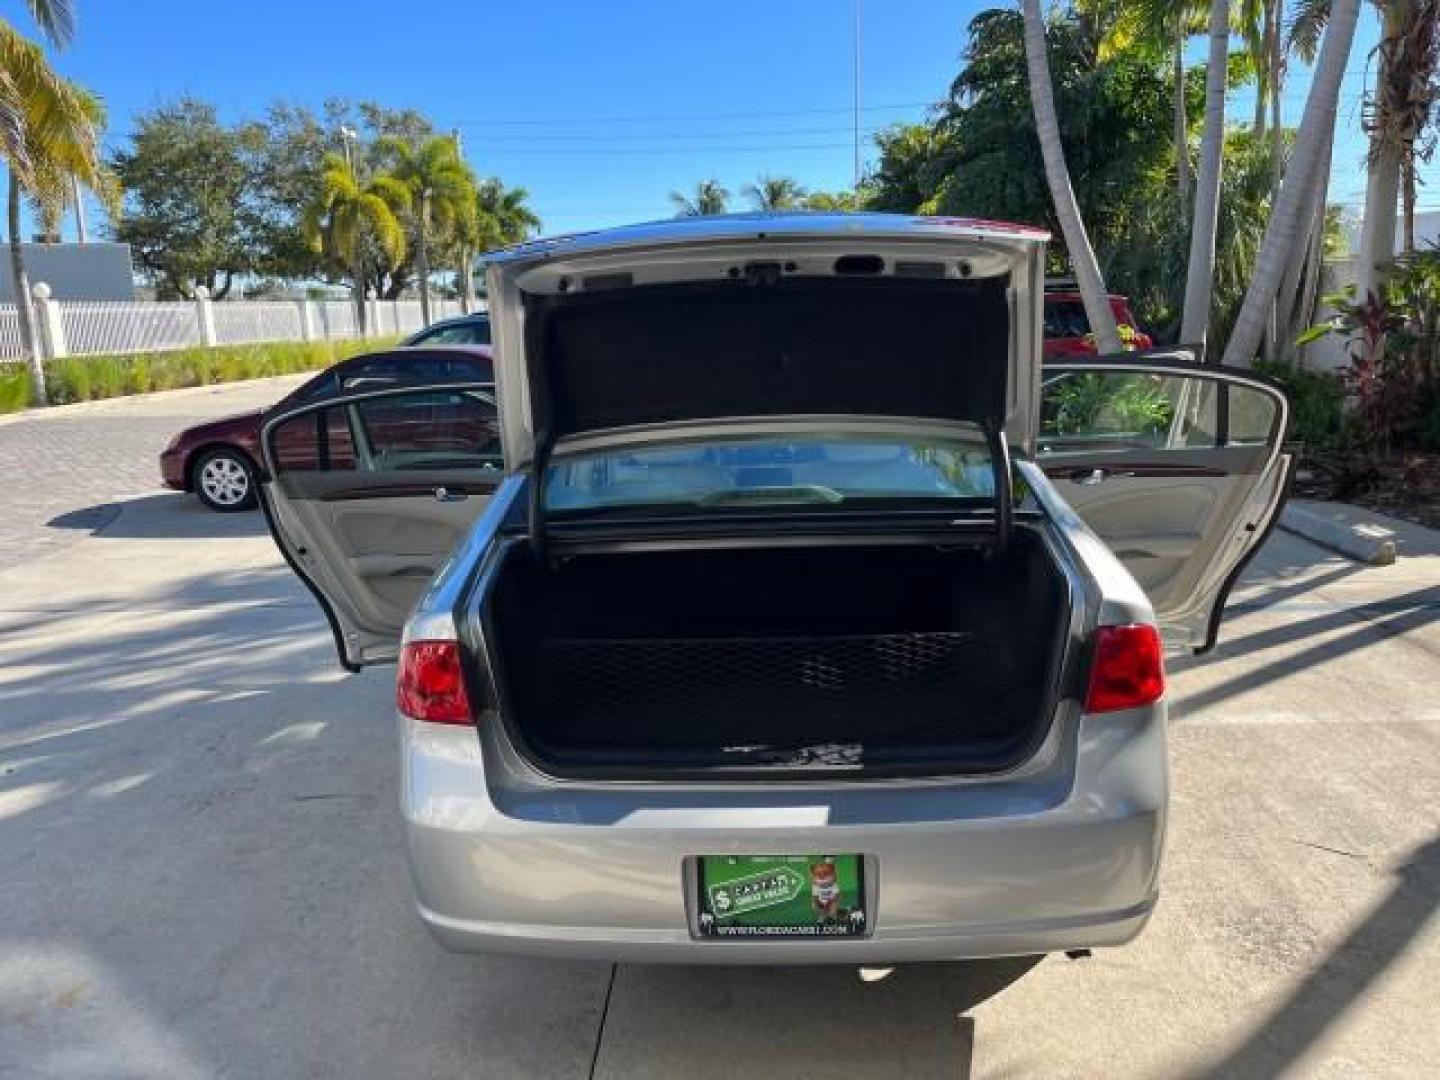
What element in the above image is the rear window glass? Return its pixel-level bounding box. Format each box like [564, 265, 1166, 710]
[411, 319, 491, 345]
[544, 437, 995, 513]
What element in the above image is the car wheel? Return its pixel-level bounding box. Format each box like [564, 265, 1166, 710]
[193, 448, 257, 512]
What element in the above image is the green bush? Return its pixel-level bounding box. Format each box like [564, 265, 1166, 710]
[25, 336, 397, 409]
[1253, 359, 1347, 450]
[0, 364, 31, 412]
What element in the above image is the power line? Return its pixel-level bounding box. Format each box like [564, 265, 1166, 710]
[446, 101, 932, 127]
[448, 124, 895, 144]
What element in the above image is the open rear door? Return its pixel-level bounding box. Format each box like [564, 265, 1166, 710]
[1037, 353, 1291, 653]
[258, 383, 503, 669]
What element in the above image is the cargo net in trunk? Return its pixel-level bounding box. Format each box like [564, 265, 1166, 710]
[514, 630, 1029, 769]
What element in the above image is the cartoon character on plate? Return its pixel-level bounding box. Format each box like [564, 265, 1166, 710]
[810, 859, 842, 923]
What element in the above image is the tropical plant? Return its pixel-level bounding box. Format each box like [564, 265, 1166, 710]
[1021, 0, 1123, 352]
[1045, 372, 1175, 435]
[670, 179, 729, 217]
[803, 189, 864, 211]
[744, 175, 807, 211]
[377, 134, 476, 324]
[1349, 0, 1440, 298]
[1222, 0, 1362, 366]
[451, 178, 540, 308]
[1083, 0, 1209, 202]
[302, 151, 410, 334]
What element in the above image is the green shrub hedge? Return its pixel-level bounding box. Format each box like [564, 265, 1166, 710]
[0, 337, 400, 413]
[0, 364, 30, 413]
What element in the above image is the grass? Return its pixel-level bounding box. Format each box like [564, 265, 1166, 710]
[0, 337, 401, 413]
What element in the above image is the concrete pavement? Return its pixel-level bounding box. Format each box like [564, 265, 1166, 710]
[0, 379, 1437, 1078]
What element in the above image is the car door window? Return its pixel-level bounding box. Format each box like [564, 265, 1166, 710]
[1039, 370, 1276, 453]
[350, 390, 502, 472]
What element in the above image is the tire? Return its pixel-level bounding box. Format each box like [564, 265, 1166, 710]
[192, 447, 257, 512]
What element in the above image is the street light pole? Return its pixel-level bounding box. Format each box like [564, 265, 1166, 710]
[853, 0, 862, 190]
[71, 174, 87, 243]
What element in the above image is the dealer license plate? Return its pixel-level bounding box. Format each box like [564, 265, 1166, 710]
[695, 854, 868, 938]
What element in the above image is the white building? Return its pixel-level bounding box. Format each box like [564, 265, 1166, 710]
[0, 242, 135, 303]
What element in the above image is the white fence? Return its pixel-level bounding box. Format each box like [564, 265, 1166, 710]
[0, 288, 474, 363]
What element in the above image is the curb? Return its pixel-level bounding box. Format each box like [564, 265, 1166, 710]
[1279, 504, 1398, 566]
[0, 373, 312, 426]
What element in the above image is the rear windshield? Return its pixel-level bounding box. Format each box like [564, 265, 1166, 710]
[544, 436, 995, 513]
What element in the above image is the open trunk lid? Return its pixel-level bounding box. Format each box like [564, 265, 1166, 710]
[484, 213, 1050, 473]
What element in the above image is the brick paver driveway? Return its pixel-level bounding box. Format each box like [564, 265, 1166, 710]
[0, 376, 305, 567]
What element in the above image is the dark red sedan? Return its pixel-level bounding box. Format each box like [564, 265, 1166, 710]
[160, 345, 493, 511]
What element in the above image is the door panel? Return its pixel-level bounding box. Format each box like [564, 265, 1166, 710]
[259, 385, 501, 669]
[1038, 356, 1290, 653]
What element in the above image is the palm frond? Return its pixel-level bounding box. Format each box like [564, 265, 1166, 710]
[24, 0, 74, 49]
[1287, 0, 1330, 63]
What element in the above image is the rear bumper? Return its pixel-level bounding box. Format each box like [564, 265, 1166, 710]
[417, 897, 1156, 963]
[400, 705, 1168, 964]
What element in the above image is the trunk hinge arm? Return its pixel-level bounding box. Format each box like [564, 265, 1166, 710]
[982, 419, 1012, 556]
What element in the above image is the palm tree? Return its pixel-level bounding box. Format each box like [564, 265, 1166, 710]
[1087, 0, 1208, 203]
[303, 151, 410, 335]
[377, 134, 476, 325]
[1345, 0, 1440, 297]
[1180, 0, 1233, 348]
[1, 9, 109, 405]
[1222, 0, 1362, 366]
[457, 178, 540, 309]
[744, 175, 807, 211]
[670, 179, 729, 217]
[1021, 0, 1123, 353]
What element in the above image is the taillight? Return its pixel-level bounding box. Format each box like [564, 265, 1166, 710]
[1084, 624, 1165, 714]
[397, 640, 473, 725]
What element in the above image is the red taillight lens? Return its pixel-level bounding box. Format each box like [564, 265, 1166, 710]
[1084, 624, 1165, 714]
[397, 641, 473, 725]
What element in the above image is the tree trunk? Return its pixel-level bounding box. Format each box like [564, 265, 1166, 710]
[353, 251, 367, 336]
[1403, 148, 1416, 253]
[1281, 124, 1335, 352]
[1223, 0, 1362, 367]
[460, 245, 474, 314]
[1253, 2, 1271, 135]
[1181, 0, 1232, 352]
[1021, 0, 1122, 353]
[1174, 32, 1190, 206]
[1261, 0, 1286, 363]
[1355, 8, 1406, 301]
[417, 192, 432, 325]
[9, 175, 45, 405]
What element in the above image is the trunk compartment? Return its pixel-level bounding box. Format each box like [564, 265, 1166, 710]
[487, 530, 1070, 777]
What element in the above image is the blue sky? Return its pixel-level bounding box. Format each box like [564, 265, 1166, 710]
[20, 0, 1392, 240]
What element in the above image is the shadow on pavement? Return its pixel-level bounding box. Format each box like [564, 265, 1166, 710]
[47, 492, 267, 540]
[0, 559, 612, 1078]
[1195, 832, 1440, 1079]
[595, 956, 1041, 1079]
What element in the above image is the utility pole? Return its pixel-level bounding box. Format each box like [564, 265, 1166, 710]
[70, 175, 87, 243]
[339, 125, 358, 172]
[853, 0, 862, 190]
